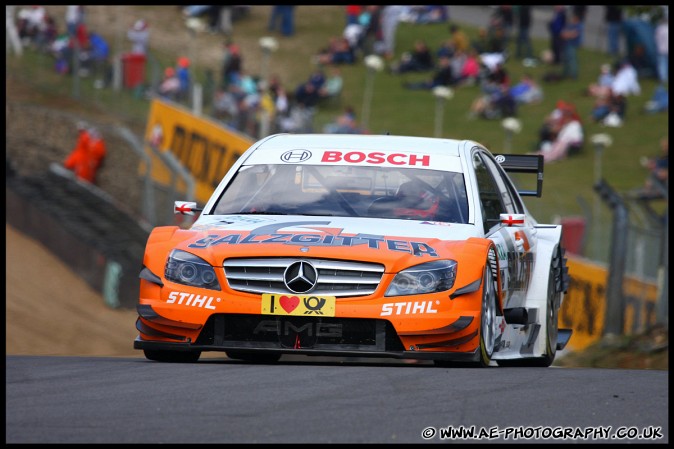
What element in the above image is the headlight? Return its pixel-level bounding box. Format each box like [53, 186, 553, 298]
[164, 250, 221, 290]
[385, 260, 457, 297]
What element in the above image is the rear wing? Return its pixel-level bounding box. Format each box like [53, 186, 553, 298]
[493, 154, 544, 197]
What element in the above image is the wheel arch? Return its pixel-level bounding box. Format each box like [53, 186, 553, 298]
[465, 237, 504, 315]
[526, 225, 564, 357]
[526, 225, 563, 307]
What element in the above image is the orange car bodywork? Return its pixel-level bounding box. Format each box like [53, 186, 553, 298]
[137, 225, 500, 359]
[134, 133, 571, 365]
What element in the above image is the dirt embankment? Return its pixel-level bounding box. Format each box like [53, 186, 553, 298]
[6, 223, 140, 357]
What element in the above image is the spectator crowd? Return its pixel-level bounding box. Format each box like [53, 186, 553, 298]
[8, 5, 669, 194]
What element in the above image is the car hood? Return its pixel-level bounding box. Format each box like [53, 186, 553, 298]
[177, 214, 482, 270]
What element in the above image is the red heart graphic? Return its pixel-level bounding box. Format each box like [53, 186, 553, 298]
[279, 295, 300, 313]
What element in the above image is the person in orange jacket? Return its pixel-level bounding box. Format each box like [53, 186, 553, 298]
[63, 122, 105, 183]
[63, 121, 94, 182]
[88, 127, 107, 179]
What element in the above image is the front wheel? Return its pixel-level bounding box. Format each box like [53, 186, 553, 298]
[434, 261, 497, 368]
[478, 261, 498, 367]
[143, 349, 201, 363]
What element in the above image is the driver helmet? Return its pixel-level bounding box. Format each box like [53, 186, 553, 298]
[393, 180, 440, 219]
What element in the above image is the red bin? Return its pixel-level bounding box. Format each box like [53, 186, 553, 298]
[121, 53, 146, 89]
[560, 216, 586, 256]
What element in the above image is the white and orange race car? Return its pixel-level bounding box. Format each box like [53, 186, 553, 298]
[134, 133, 571, 367]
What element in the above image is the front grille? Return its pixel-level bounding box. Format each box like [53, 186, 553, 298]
[194, 314, 405, 352]
[223, 258, 384, 297]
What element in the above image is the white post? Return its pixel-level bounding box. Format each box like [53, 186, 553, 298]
[259, 110, 270, 139]
[434, 96, 444, 138]
[589, 133, 613, 261]
[361, 68, 374, 131]
[188, 29, 195, 109]
[593, 143, 604, 184]
[361, 55, 384, 132]
[5, 6, 23, 56]
[258, 37, 278, 86]
[192, 83, 202, 115]
[500, 117, 521, 154]
[112, 55, 122, 91]
[261, 49, 270, 85]
[593, 142, 604, 260]
[114, 6, 124, 92]
[504, 129, 513, 153]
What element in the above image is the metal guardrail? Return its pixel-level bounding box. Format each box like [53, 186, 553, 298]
[595, 178, 669, 332]
[145, 141, 197, 226]
[594, 179, 629, 336]
[113, 126, 156, 227]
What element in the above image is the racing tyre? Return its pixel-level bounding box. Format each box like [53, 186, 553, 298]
[226, 351, 282, 363]
[477, 262, 498, 367]
[143, 349, 201, 363]
[435, 262, 497, 368]
[498, 248, 561, 367]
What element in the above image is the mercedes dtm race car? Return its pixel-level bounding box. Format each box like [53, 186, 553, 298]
[134, 133, 571, 367]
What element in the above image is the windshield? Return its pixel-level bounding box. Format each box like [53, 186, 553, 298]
[212, 164, 469, 223]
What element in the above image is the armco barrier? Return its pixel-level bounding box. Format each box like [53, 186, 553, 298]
[559, 254, 659, 351]
[6, 161, 148, 310]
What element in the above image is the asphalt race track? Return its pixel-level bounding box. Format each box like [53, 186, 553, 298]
[6, 356, 668, 443]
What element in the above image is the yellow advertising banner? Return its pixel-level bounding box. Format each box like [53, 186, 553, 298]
[559, 255, 659, 351]
[142, 98, 254, 204]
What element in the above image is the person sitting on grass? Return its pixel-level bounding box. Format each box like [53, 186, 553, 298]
[630, 136, 668, 200]
[534, 106, 584, 163]
[316, 36, 356, 65]
[402, 55, 454, 90]
[390, 39, 434, 74]
[586, 63, 614, 99]
[323, 106, 364, 134]
[509, 73, 543, 105]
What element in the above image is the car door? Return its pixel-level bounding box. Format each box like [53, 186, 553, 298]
[471, 149, 536, 308]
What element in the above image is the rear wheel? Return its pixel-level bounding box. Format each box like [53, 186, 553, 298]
[537, 254, 561, 366]
[143, 349, 201, 363]
[435, 261, 496, 368]
[226, 351, 282, 363]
